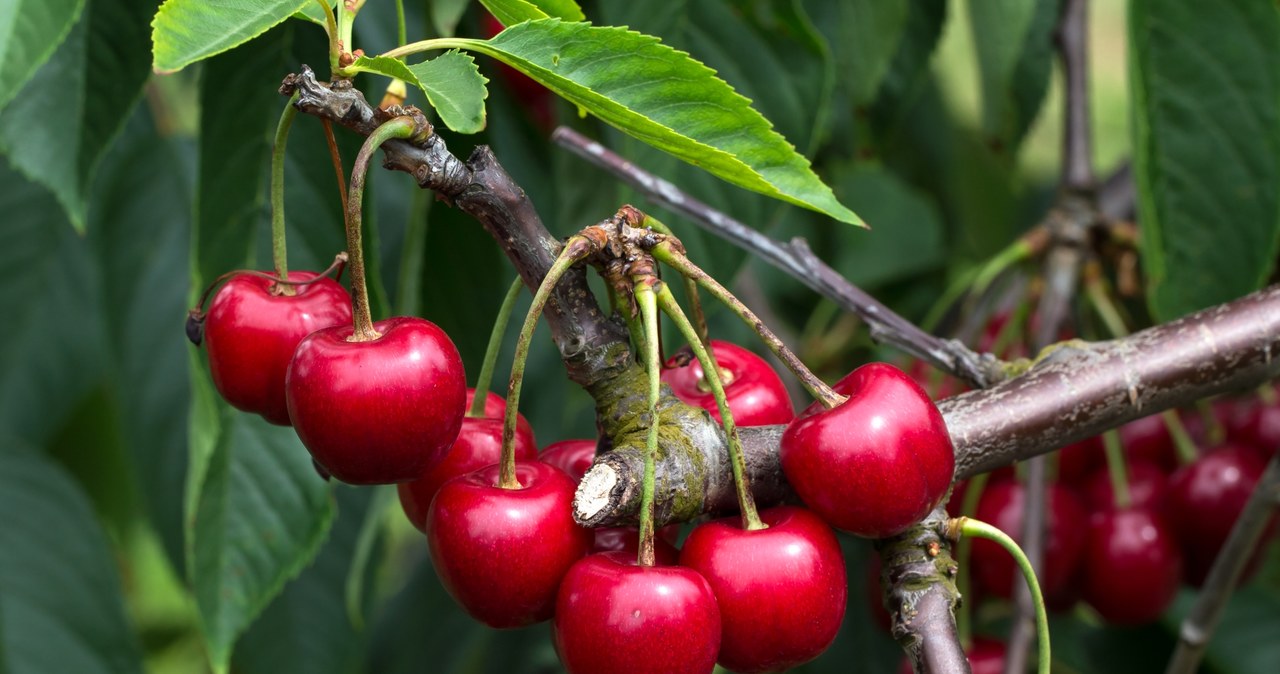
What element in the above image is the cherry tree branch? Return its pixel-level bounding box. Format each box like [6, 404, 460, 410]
[1165, 452, 1280, 674]
[551, 126, 1004, 390]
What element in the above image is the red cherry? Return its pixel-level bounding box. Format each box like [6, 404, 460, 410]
[864, 554, 892, 633]
[679, 506, 846, 673]
[1234, 401, 1280, 457]
[661, 340, 794, 427]
[780, 362, 955, 537]
[1056, 435, 1105, 485]
[465, 388, 536, 439]
[203, 271, 351, 425]
[553, 551, 721, 674]
[590, 527, 679, 564]
[1080, 507, 1183, 625]
[426, 461, 590, 628]
[1080, 459, 1169, 514]
[1168, 444, 1274, 586]
[397, 390, 538, 532]
[970, 481, 1087, 600]
[286, 316, 466, 484]
[540, 439, 598, 480]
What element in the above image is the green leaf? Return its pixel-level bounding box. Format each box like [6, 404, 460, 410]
[968, 0, 1058, 154]
[0, 446, 144, 674]
[811, 0, 909, 106]
[432, 0, 470, 37]
[151, 0, 310, 73]
[478, 0, 549, 26]
[186, 358, 336, 673]
[525, 0, 584, 22]
[0, 0, 157, 231]
[869, 0, 947, 133]
[1131, 0, 1280, 321]
[1168, 588, 1280, 674]
[0, 0, 85, 112]
[456, 19, 862, 225]
[408, 51, 489, 133]
[293, 0, 335, 26]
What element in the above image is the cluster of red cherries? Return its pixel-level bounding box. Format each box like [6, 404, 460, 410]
[199, 268, 958, 674]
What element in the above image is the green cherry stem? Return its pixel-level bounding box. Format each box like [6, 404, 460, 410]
[953, 517, 1051, 674]
[655, 282, 764, 531]
[469, 276, 524, 418]
[337, 0, 365, 57]
[644, 216, 713, 359]
[953, 471, 990, 648]
[651, 241, 845, 409]
[1101, 429, 1132, 509]
[312, 0, 340, 75]
[500, 238, 593, 489]
[269, 92, 300, 293]
[346, 116, 418, 341]
[634, 280, 662, 567]
[394, 0, 406, 46]
[608, 284, 647, 359]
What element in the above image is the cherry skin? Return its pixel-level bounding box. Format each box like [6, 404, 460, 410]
[780, 362, 954, 537]
[397, 389, 538, 532]
[970, 481, 1088, 600]
[1233, 399, 1280, 457]
[679, 506, 846, 673]
[426, 461, 590, 628]
[660, 340, 794, 427]
[590, 527, 679, 564]
[1080, 507, 1183, 625]
[286, 316, 466, 484]
[1080, 459, 1169, 514]
[203, 271, 351, 425]
[1055, 435, 1106, 485]
[553, 551, 721, 674]
[540, 439, 598, 480]
[1168, 444, 1273, 586]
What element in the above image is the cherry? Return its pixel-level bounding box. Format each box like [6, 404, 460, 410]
[1117, 414, 1183, 472]
[1056, 435, 1106, 485]
[397, 389, 538, 532]
[780, 362, 954, 538]
[540, 438, 598, 480]
[203, 271, 351, 425]
[661, 340, 794, 426]
[679, 506, 846, 673]
[553, 551, 721, 674]
[864, 555, 892, 633]
[1167, 444, 1273, 586]
[1079, 507, 1183, 625]
[1080, 459, 1169, 514]
[426, 461, 590, 628]
[286, 316, 466, 484]
[1234, 400, 1280, 457]
[970, 481, 1088, 600]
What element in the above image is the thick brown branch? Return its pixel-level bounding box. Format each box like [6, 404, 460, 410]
[551, 126, 1003, 390]
[579, 285, 1280, 526]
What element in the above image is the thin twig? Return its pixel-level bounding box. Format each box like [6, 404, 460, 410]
[551, 126, 1002, 389]
[1165, 453, 1280, 674]
[1057, 0, 1094, 191]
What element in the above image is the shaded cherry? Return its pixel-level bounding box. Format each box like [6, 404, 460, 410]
[781, 362, 955, 538]
[397, 389, 538, 532]
[970, 481, 1088, 600]
[864, 554, 892, 633]
[1056, 435, 1106, 485]
[426, 461, 590, 628]
[1080, 507, 1183, 625]
[204, 271, 351, 425]
[1080, 459, 1169, 514]
[661, 340, 794, 427]
[1234, 400, 1280, 457]
[679, 506, 846, 673]
[286, 316, 466, 484]
[553, 551, 721, 674]
[590, 527, 679, 564]
[540, 439, 598, 480]
[1168, 444, 1274, 586]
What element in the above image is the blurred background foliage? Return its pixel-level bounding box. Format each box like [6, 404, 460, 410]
[0, 0, 1277, 672]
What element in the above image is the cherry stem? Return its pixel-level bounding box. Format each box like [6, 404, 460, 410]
[270, 92, 300, 294]
[634, 281, 662, 567]
[1162, 410, 1199, 465]
[651, 241, 845, 409]
[644, 217, 713, 357]
[953, 517, 1051, 674]
[608, 284, 647, 359]
[394, 0, 406, 46]
[321, 119, 348, 214]
[470, 276, 524, 418]
[655, 282, 764, 531]
[500, 238, 592, 489]
[313, 0, 340, 75]
[953, 472, 990, 649]
[1101, 429, 1132, 509]
[337, 0, 365, 60]
[346, 116, 417, 341]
